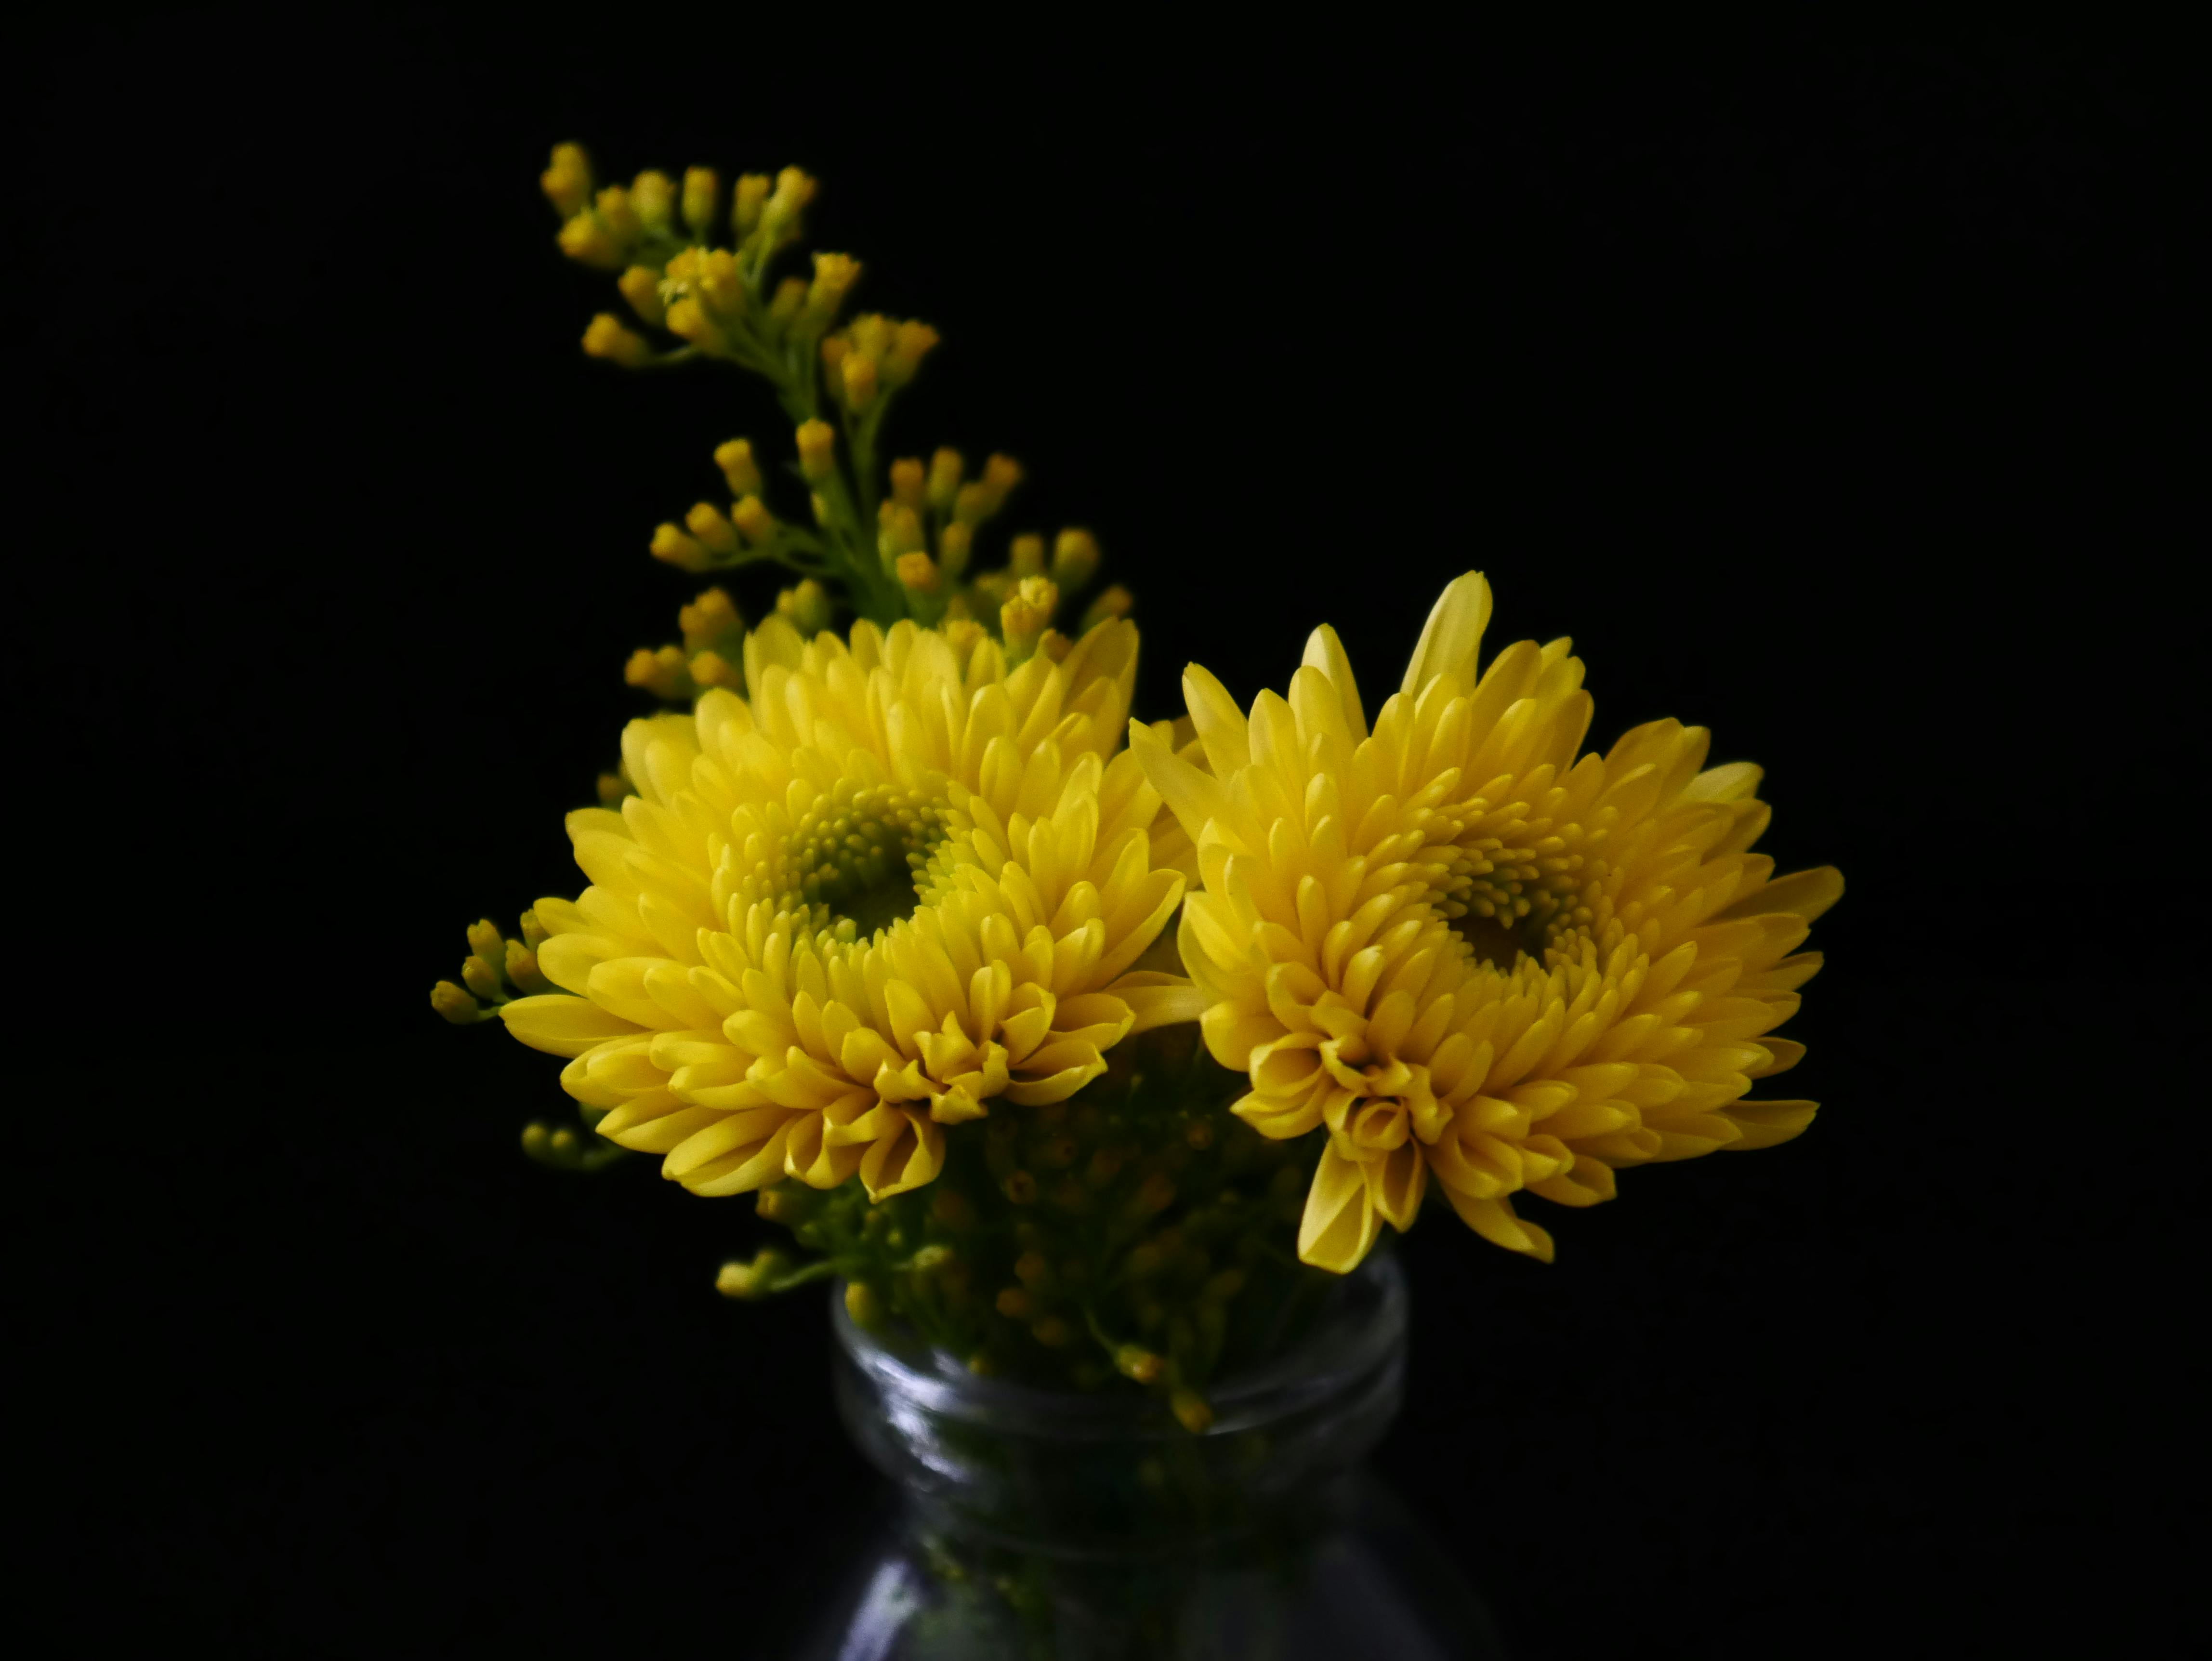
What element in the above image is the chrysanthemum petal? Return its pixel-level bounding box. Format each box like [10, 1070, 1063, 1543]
[1298, 1144, 1381, 1271]
[1109, 971, 1210, 1032]
[500, 995, 646, 1057]
[1400, 572, 1492, 695]
[1719, 1099, 1818, 1149]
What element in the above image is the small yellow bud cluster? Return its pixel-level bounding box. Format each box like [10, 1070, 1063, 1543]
[677, 586, 746, 690]
[543, 143, 839, 384]
[624, 644, 695, 702]
[431, 913, 551, 1025]
[646, 439, 811, 580]
[649, 165, 825, 367]
[821, 312, 940, 414]
[866, 447, 1114, 651]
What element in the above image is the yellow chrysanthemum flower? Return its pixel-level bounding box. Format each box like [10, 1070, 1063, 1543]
[1132, 573, 1841, 1272]
[502, 616, 1204, 1202]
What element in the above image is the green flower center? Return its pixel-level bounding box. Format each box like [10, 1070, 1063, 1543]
[777, 783, 952, 940]
[1439, 839, 1598, 971]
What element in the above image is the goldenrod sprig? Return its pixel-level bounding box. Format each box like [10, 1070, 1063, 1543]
[431, 913, 552, 1024]
[543, 143, 1122, 652]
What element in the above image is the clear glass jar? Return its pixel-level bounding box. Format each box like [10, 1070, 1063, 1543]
[798, 1251, 1506, 1660]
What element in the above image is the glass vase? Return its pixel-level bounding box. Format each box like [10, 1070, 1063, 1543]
[798, 1251, 1505, 1660]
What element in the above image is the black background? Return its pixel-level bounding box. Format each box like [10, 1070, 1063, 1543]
[19, 18, 2199, 1658]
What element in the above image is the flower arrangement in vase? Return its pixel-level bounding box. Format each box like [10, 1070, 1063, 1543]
[432, 145, 1842, 1659]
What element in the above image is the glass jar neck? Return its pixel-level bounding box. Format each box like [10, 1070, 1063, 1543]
[831, 1251, 1408, 1562]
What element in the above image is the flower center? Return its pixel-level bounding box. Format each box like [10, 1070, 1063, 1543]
[1437, 835, 1598, 971]
[775, 783, 951, 940]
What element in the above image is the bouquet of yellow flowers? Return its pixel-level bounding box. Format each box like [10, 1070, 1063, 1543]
[434, 145, 1841, 1440]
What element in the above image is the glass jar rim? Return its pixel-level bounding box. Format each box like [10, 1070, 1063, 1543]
[830, 1248, 1407, 1441]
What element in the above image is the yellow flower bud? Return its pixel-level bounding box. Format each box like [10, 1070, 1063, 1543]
[954, 454, 1023, 525]
[796, 419, 836, 481]
[777, 579, 831, 635]
[519, 909, 550, 949]
[1000, 576, 1059, 662]
[504, 939, 551, 995]
[937, 519, 974, 579]
[883, 320, 941, 387]
[1171, 1389, 1215, 1435]
[715, 1248, 791, 1300]
[713, 438, 762, 499]
[1079, 583, 1134, 632]
[733, 172, 770, 235]
[995, 1286, 1033, 1319]
[593, 185, 640, 242]
[679, 586, 742, 651]
[841, 352, 877, 413]
[690, 649, 741, 688]
[685, 501, 740, 558]
[431, 980, 481, 1024]
[844, 1281, 886, 1330]
[731, 495, 776, 543]
[697, 248, 742, 312]
[662, 297, 729, 356]
[896, 552, 939, 594]
[540, 143, 593, 217]
[769, 276, 805, 325]
[461, 954, 501, 1001]
[760, 166, 816, 244]
[1051, 528, 1100, 591]
[879, 501, 924, 559]
[596, 771, 629, 806]
[803, 252, 862, 333]
[615, 267, 665, 328]
[1115, 1345, 1164, 1384]
[1032, 1317, 1074, 1349]
[1009, 533, 1046, 578]
[889, 458, 926, 511]
[926, 448, 965, 511]
[630, 170, 676, 230]
[982, 453, 1022, 497]
[466, 918, 503, 961]
[557, 212, 620, 269]
[624, 645, 692, 700]
[581, 313, 651, 367]
[681, 166, 720, 237]
[650, 522, 712, 572]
